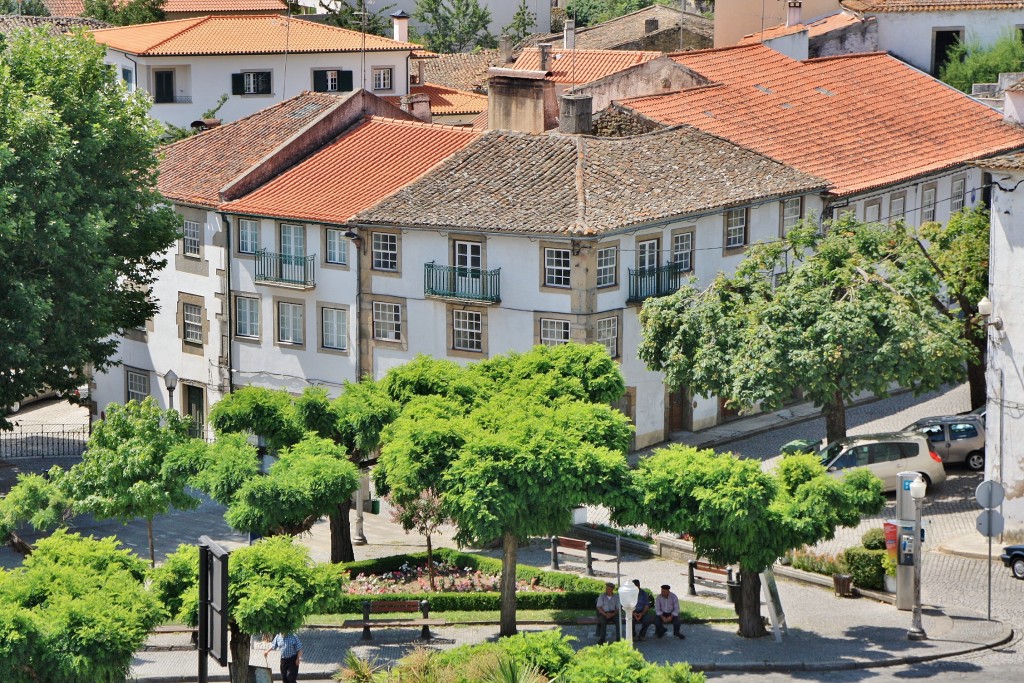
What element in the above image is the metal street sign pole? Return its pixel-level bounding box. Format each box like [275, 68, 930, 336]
[975, 481, 1005, 622]
[198, 542, 209, 683]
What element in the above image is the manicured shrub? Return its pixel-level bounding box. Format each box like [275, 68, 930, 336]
[498, 630, 576, 675]
[843, 546, 886, 590]
[861, 528, 886, 550]
[790, 549, 846, 576]
[562, 641, 649, 683]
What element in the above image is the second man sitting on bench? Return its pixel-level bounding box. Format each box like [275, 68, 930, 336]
[655, 584, 686, 640]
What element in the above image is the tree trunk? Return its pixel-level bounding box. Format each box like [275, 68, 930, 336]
[147, 517, 156, 568]
[426, 533, 436, 591]
[737, 570, 767, 638]
[499, 532, 518, 637]
[823, 390, 847, 442]
[6, 530, 33, 555]
[967, 332, 987, 410]
[329, 500, 355, 563]
[228, 621, 251, 683]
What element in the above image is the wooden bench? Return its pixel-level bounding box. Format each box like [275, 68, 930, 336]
[686, 560, 734, 600]
[341, 599, 445, 641]
[546, 536, 616, 576]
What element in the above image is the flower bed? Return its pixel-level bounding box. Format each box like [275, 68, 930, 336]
[346, 559, 564, 595]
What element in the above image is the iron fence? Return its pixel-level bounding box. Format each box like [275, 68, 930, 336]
[0, 423, 89, 459]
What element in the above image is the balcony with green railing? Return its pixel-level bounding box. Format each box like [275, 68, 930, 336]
[627, 262, 688, 303]
[254, 249, 316, 289]
[424, 262, 501, 304]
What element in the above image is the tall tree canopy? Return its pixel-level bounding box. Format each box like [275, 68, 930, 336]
[374, 345, 632, 636]
[318, 0, 396, 36]
[639, 217, 972, 442]
[82, 0, 166, 26]
[0, 30, 178, 420]
[414, 0, 496, 52]
[615, 446, 885, 637]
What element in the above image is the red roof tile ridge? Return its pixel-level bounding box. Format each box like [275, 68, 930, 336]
[667, 43, 767, 58]
[365, 115, 481, 133]
[144, 15, 216, 54]
[524, 46, 662, 57]
[89, 15, 205, 35]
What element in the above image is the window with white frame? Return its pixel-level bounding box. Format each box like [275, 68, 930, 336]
[782, 197, 802, 234]
[243, 71, 271, 95]
[725, 208, 747, 248]
[326, 70, 338, 91]
[596, 316, 618, 358]
[236, 296, 259, 338]
[544, 247, 571, 287]
[278, 302, 303, 344]
[183, 220, 201, 256]
[326, 229, 348, 265]
[372, 232, 398, 271]
[890, 195, 905, 221]
[951, 177, 966, 214]
[672, 232, 693, 272]
[372, 67, 393, 90]
[322, 307, 348, 350]
[183, 303, 203, 343]
[540, 318, 570, 346]
[596, 247, 617, 287]
[453, 310, 483, 351]
[864, 201, 881, 223]
[373, 302, 402, 341]
[637, 239, 660, 270]
[238, 219, 259, 254]
[922, 186, 936, 222]
[127, 369, 149, 402]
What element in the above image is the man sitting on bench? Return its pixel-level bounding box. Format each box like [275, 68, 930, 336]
[655, 584, 685, 640]
[631, 579, 656, 642]
[595, 582, 620, 644]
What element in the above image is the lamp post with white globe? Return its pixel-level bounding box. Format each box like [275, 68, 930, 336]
[618, 582, 640, 648]
[908, 475, 928, 641]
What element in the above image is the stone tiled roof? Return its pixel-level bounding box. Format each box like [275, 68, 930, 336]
[975, 152, 1024, 170]
[513, 47, 662, 85]
[738, 11, 867, 45]
[158, 91, 345, 207]
[353, 126, 824, 235]
[620, 44, 1024, 195]
[221, 117, 480, 224]
[383, 84, 487, 116]
[415, 49, 503, 94]
[42, 0, 285, 15]
[0, 14, 108, 35]
[842, 0, 1024, 10]
[89, 15, 420, 55]
[531, 5, 712, 50]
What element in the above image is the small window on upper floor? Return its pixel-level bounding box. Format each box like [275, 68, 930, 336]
[183, 220, 201, 257]
[951, 177, 966, 214]
[313, 69, 353, 93]
[232, 71, 272, 96]
[373, 67, 393, 91]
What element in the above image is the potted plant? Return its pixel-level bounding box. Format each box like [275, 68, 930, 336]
[882, 553, 897, 592]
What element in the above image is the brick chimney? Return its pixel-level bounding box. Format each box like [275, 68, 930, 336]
[564, 18, 576, 49]
[391, 10, 410, 43]
[645, 18, 659, 34]
[400, 92, 432, 123]
[499, 35, 514, 64]
[559, 94, 593, 135]
[538, 43, 552, 71]
[787, 1, 802, 27]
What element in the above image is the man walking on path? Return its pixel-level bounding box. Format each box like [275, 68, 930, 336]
[655, 584, 685, 640]
[265, 631, 302, 683]
[632, 579, 656, 641]
[595, 581, 620, 644]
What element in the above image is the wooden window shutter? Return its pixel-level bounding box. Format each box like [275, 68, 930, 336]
[312, 70, 328, 92]
[231, 73, 244, 95]
[340, 70, 354, 92]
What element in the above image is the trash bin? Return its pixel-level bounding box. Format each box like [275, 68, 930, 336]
[727, 580, 743, 611]
[369, 499, 381, 515]
[833, 573, 853, 597]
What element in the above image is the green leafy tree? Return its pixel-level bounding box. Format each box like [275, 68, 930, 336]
[565, 0, 655, 27]
[0, 30, 179, 421]
[154, 537, 346, 683]
[940, 31, 1024, 93]
[375, 345, 633, 637]
[502, 0, 536, 44]
[318, 0, 396, 36]
[61, 398, 196, 566]
[615, 447, 884, 637]
[0, 0, 49, 14]
[0, 470, 72, 555]
[639, 216, 972, 442]
[82, 0, 165, 26]
[414, 0, 497, 53]
[0, 530, 163, 683]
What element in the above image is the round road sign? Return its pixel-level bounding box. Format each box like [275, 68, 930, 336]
[977, 509, 1005, 538]
[976, 480, 1005, 510]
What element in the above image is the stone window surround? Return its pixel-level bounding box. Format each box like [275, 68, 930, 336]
[234, 216, 260, 259]
[371, 64, 395, 92]
[446, 304, 488, 358]
[539, 241, 573, 292]
[723, 206, 749, 256]
[863, 198, 882, 223]
[317, 301, 351, 356]
[370, 228, 402, 276]
[635, 233, 662, 270]
[595, 240, 620, 290]
[176, 292, 208, 355]
[888, 190, 907, 223]
[175, 207, 209, 276]
[594, 312, 621, 360]
[369, 294, 408, 349]
[779, 196, 803, 236]
[950, 174, 967, 214]
[450, 234, 487, 270]
[921, 181, 938, 223]
[125, 366, 151, 403]
[233, 292, 262, 345]
[322, 226, 351, 271]
[273, 295, 306, 349]
[670, 227, 695, 273]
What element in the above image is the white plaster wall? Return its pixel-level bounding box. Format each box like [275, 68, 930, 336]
[836, 168, 986, 227]
[109, 49, 411, 128]
[872, 10, 1024, 74]
[983, 168, 1024, 530]
[764, 31, 810, 62]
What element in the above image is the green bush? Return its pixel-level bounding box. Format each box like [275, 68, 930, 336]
[563, 641, 649, 683]
[790, 549, 846, 576]
[940, 32, 1024, 93]
[321, 589, 597, 614]
[861, 528, 886, 550]
[498, 630, 576, 675]
[843, 546, 886, 590]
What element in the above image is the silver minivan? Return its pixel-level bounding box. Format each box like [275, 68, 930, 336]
[817, 432, 947, 492]
[904, 416, 985, 471]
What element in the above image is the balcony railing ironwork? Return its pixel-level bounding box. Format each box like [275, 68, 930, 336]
[627, 262, 688, 303]
[255, 249, 316, 288]
[424, 262, 501, 303]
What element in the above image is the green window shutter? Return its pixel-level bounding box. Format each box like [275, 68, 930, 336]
[312, 70, 328, 92]
[231, 73, 244, 95]
[340, 70, 354, 92]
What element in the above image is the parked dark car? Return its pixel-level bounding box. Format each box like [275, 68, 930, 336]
[1001, 544, 1024, 579]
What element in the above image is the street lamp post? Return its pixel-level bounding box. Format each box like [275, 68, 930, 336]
[618, 582, 639, 648]
[164, 370, 178, 412]
[908, 475, 928, 641]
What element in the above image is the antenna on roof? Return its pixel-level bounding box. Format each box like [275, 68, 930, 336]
[282, 3, 292, 101]
[570, 5, 577, 91]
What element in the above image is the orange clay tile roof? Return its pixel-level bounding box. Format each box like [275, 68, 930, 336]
[619, 44, 1024, 196]
[382, 84, 487, 116]
[158, 91, 344, 207]
[512, 48, 662, 85]
[842, 0, 1024, 10]
[89, 15, 421, 55]
[470, 108, 488, 130]
[738, 11, 866, 45]
[220, 117, 479, 224]
[43, 0, 285, 16]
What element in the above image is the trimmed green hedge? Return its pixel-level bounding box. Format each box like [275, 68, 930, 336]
[329, 549, 606, 613]
[844, 546, 885, 590]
